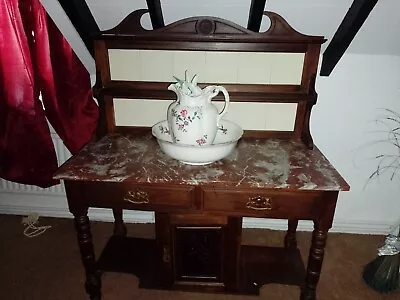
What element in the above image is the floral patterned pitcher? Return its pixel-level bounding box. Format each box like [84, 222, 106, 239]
[167, 76, 229, 146]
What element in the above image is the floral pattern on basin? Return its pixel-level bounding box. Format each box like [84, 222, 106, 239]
[218, 125, 228, 135]
[195, 135, 208, 146]
[152, 119, 243, 165]
[158, 126, 170, 135]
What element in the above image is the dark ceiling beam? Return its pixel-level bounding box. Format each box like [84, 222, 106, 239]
[57, 0, 100, 57]
[247, 0, 267, 32]
[146, 0, 165, 29]
[320, 0, 378, 76]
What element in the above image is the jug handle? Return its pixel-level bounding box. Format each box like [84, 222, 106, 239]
[209, 86, 230, 126]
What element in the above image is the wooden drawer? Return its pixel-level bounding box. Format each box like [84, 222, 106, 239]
[202, 188, 322, 219]
[83, 183, 196, 211]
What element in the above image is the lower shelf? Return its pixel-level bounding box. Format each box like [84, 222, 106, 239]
[239, 245, 305, 294]
[97, 236, 163, 289]
[97, 236, 305, 295]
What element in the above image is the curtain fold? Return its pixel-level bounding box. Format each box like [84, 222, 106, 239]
[0, 0, 98, 188]
[33, 1, 98, 154]
[0, 0, 58, 187]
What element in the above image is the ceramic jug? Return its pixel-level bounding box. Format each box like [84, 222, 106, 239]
[167, 83, 230, 146]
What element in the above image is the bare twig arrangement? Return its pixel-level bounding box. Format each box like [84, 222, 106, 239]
[368, 108, 400, 182]
[362, 108, 400, 293]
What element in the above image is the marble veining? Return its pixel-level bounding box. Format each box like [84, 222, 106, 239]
[54, 133, 349, 191]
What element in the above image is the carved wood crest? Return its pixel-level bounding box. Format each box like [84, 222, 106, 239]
[101, 9, 324, 44]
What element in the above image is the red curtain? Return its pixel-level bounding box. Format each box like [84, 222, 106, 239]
[0, 0, 98, 188]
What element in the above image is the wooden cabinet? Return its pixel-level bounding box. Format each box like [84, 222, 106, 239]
[158, 213, 241, 293]
[55, 9, 349, 300]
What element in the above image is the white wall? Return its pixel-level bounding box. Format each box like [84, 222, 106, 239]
[313, 54, 400, 232]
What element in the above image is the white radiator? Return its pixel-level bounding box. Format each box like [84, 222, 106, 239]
[0, 131, 154, 224]
[0, 132, 70, 196]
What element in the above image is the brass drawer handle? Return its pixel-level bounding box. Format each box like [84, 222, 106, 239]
[246, 196, 273, 211]
[123, 190, 149, 204]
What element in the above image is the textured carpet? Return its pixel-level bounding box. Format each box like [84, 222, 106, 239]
[0, 214, 399, 300]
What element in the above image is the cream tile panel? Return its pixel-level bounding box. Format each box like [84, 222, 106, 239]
[264, 103, 298, 131]
[114, 99, 170, 126]
[173, 51, 206, 80]
[213, 102, 266, 129]
[270, 53, 304, 84]
[109, 49, 141, 81]
[108, 50, 304, 85]
[114, 99, 297, 131]
[140, 50, 174, 82]
[237, 52, 271, 84]
[204, 52, 239, 83]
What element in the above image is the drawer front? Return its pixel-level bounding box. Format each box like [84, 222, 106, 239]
[84, 183, 196, 211]
[202, 188, 321, 218]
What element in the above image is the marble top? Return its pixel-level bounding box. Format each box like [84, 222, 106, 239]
[54, 133, 349, 191]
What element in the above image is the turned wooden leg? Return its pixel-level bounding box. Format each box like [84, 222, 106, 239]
[284, 219, 298, 248]
[112, 208, 127, 236]
[301, 222, 328, 300]
[74, 212, 101, 300]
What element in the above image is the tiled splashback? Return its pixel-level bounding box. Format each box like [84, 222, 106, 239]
[109, 50, 303, 130]
[114, 99, 297, 131]
[108, 50, 304, 84]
